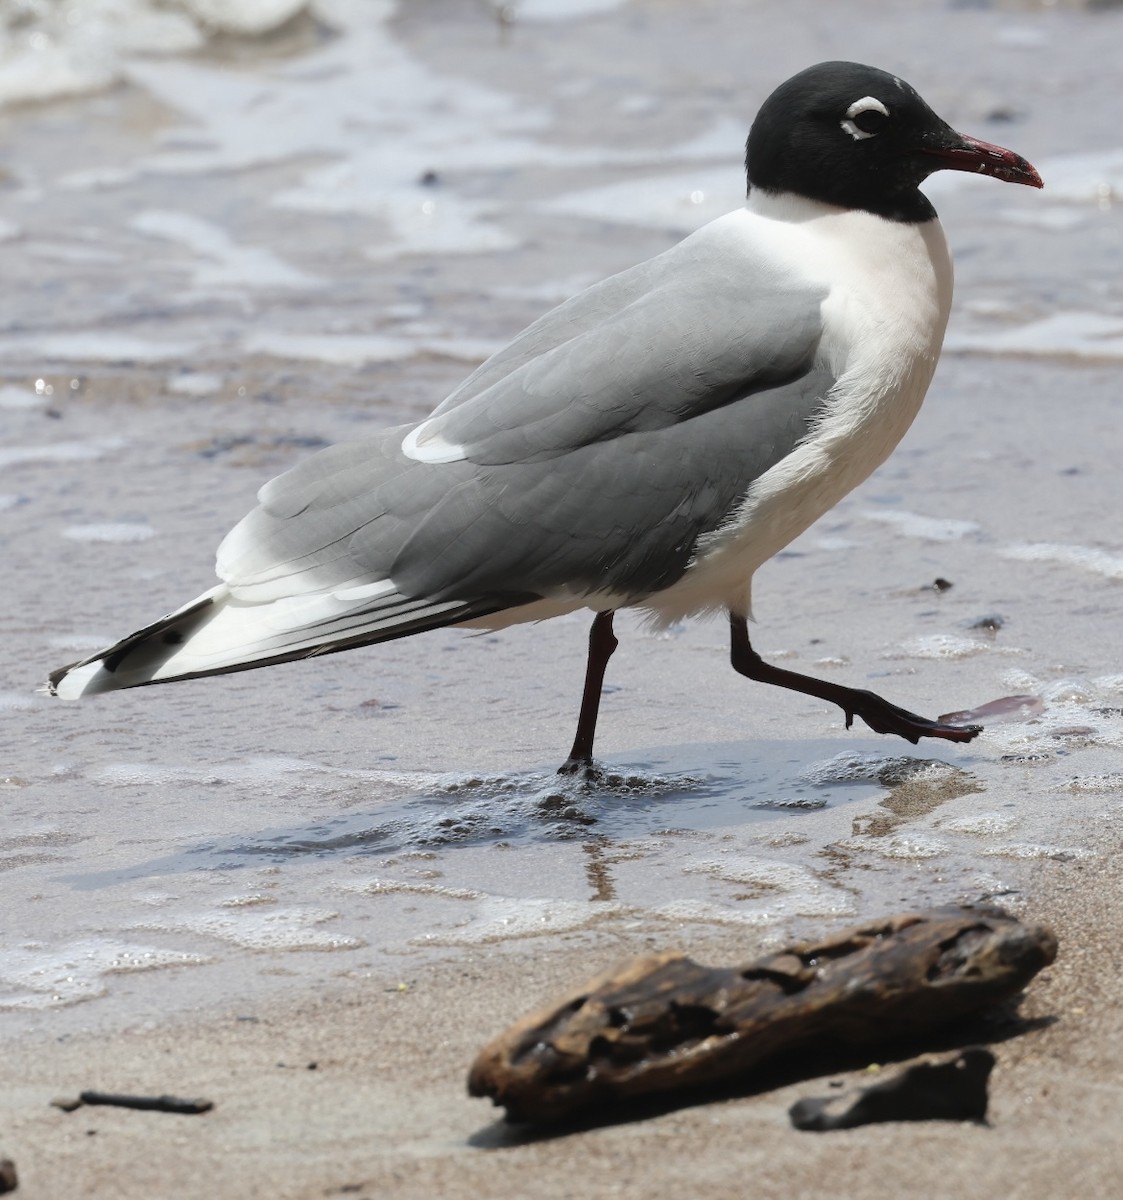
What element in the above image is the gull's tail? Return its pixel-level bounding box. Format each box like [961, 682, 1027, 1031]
[48, 581, 529, 699]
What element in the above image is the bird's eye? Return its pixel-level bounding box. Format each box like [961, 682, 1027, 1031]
[840, 96, 890, 141]
[852, 109, 887, 134]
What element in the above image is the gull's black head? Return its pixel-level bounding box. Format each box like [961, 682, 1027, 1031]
[746, 61, 1042, 223]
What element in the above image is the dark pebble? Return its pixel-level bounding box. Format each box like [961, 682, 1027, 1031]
[789, 1048, 994, 1131]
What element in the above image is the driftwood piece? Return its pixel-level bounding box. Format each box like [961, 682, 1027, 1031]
[468, 906, 1056, 1124]
[789, 1047, 995, 1130]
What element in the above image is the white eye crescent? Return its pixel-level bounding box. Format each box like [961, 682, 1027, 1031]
[841, 96, 890, 141]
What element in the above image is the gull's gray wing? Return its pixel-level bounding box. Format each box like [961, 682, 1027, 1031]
[388, 362, 833, 600]
[218, 365, 829, 617]
[407, 229, 825, 466]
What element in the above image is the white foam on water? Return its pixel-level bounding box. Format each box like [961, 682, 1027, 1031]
[33, 5, 745, 262]
[242, 330, 501, 365]
[217, 893, 278, 908]
[62, 522, 157, 544]
[0, 939, 210, 1011]
[132, 210, 321, 291]
[646, 898, 774, 926]
[946, 312, 1123, 361]
[0, 32, 117, 109]
[683, 855, 819, 889]
[25, 240, 124, 265]
[982, 843, 1094, 862]
[1001, 541, 1123, 580]
[800, 751, 908, 787]
[1044, 680, 1092, 705]
[133, 891, 182, 907]
[60, 166, 139, 190]
[359, 193, 520, 261]
[0, 219, 19, 241]
[961, 297, 1028, 321]
[414, 896, 621, 945]
[167, 371, 224, 396]
[0, 692, 37, 712]
[681, 857, 856, 919]
[0, 0, 312, 109]
[137, 906, 363, 951]
[1032, 147, 1123, 206]
[516, 0, 629, 19]
[999, 206, 1088, 233]
[541, 167, 741, 232]
[416, 337, 504, 361]
[181, 0, 308, 35]
[0, 384, 40, 409]
[888, 634, 1022, 661]
[0, 333, 198, 364]
[1000, 668, 1045, 692]
[983, 716, 1123, 758]
[93, 755, 338, 788]
[994, 24, 1048, 49]
[940, 812, 1019, 837]
[242, 331, 415, 366]
[866, 834, 948, 860]
[344, 877, 484, 902]
[0, 495, 20, 511]
[0, 438, 125, 468]
[1063, 774, 1123, 794]
[944, 669, 1123, 756]
[861, 509, 980, 542]
[77, 5, 552, 263]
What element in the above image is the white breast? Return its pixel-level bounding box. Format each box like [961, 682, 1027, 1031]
[642, 192, 954, 625]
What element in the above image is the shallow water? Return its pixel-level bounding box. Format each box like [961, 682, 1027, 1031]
[2, 0, 1123, 1035]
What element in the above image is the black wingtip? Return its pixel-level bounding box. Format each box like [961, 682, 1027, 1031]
[47, 662, 77, 696]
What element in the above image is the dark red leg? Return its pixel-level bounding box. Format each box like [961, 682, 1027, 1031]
[728, 614, 981, 745]
[558, 611, 619, 774]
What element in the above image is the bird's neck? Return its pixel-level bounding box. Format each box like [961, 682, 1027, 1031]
[746, 183, 937, 225]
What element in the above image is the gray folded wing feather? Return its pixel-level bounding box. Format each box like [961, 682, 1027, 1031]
[220, 295, 832, 610]
[411, 236, 827, 466]
[215, 226, 835, 613]
[386, 366, 833, 600]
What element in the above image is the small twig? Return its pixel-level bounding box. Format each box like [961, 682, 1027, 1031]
[76, 1091, 213, 1114]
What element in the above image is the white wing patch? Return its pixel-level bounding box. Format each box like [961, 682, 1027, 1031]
[333, 579, 397, 602]
[841, 96, 889, 142]
[401, 420, 467, 464]
[52, 659, 113, 699]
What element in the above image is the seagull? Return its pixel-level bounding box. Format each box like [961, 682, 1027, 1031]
[49, 61, 1042, 774]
